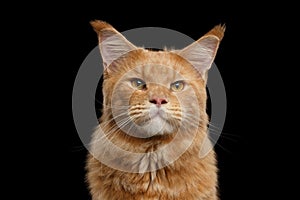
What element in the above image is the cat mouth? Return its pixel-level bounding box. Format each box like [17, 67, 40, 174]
[127, 107, 180, 136]
[147, 110, 170, 125]
[149, 108, 166, 118]
[132, 109, 166, 123]
[149, 111, 165, 119]
[127, 109, 178, 137]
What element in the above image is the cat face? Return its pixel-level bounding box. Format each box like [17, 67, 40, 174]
[91, 20, 225, 139]
[109, 52, 203, 138]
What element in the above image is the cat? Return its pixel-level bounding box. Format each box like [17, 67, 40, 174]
[86, 20, 225, 200]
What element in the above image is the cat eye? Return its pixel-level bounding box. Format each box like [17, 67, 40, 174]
[131, 78, 146, 90]
[170, 81, 185, 92]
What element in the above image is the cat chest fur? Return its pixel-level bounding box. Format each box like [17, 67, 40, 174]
[87, 150, 218, 200]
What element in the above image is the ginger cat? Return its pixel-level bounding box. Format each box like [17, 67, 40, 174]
[86, 20, 225, 200]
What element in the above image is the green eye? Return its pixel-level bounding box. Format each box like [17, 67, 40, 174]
[131, 79, 146, 90]
[170, 81, 184, 92]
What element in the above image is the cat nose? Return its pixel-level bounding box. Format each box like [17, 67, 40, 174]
[149, 97, 168, 107]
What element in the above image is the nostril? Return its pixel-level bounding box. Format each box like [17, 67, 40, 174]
[149, 97, 168, 106]
[149, 99, 157, 104]
[161, 99, 168, 104]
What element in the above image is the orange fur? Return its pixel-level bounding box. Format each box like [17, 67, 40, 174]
[204, 24, 226, 40]
[90, 20, 114, 33]
[86, 20, 224, 200]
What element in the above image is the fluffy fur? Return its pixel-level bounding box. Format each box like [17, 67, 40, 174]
[86, 20, 225, 200]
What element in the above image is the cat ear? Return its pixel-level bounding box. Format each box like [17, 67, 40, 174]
[90, 20, 137, 69]
[178, 24, 225, 81]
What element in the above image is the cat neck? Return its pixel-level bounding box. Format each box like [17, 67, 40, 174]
[87, 143, 217, 199]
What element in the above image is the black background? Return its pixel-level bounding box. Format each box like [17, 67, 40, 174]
[15, 2, 295, 200]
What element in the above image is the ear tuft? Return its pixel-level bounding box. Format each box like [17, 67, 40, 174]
[90, 20, 114, 34]
[205, 24, 226, 41]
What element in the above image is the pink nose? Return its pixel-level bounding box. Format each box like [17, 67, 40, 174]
[149, 97, 168, 106]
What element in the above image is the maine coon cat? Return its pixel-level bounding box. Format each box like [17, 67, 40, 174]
[86, 20, 225, 200]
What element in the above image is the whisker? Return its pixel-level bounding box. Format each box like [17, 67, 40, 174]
[102, 106, 131, 110]
[91, 113, 131, 139]
[91, 119, 132, 145]
[100, 112, 129, 126]
[95, 98, 104, 105]
[70, 145, 86, 152]
[208, 136, 233, 154]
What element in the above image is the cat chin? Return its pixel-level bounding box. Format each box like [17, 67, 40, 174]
[140, 117, 174, 137]
[122, 117, 174, 138]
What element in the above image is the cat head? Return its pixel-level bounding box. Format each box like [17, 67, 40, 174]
[91, 20, 224, 138]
